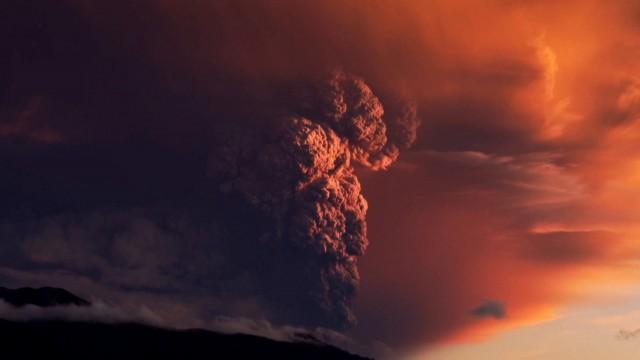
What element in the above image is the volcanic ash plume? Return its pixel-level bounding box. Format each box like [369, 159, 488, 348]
[212, 72, 420, 328]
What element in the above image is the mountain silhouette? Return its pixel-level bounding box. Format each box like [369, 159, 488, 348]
[0, 286, 371, 359]
[0, 286, 90, 307]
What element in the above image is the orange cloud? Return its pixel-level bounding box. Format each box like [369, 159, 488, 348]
[352, 0, 640, 351]
[6, 0, 640, 354]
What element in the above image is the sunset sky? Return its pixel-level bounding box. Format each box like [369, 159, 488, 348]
[355, 1, 640, 357]
[4, 1, 640, 359]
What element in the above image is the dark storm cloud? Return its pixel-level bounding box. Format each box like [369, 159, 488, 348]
[470, 300, 507, 319]
[0, 0, 420, 336]
[8, 0, 638, 354]
[211, 72, 419, 328]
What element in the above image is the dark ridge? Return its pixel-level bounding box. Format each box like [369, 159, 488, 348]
[0, 319, 372, 360]
[0, 286, 90, 307]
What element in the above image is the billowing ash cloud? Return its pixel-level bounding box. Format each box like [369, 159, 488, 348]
[301, 72, 420, 170]
[212, 72, 419, 328]
[470, 300, 507, 320]
[0, 0, 430, 348]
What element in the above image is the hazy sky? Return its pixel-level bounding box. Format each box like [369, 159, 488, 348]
[420, 286, 640, 359]
[3, 1, 640, 358]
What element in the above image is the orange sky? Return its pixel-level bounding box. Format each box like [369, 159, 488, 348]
[350, 0, 640, 353]
[51, 0, 640, 352]
[6, 0, 640, 356]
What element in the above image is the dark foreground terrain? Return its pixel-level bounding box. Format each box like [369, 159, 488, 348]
[0, 286, 90, 307]
[0, 287, 371, 359]
[0, 319, 371, 359]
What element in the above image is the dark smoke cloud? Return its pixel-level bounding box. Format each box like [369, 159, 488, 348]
[470, 300, 507, 320]
[10, 0, 640, 354]
[0, 0, 420, 336]
[212, 72, 419, 328]
[301, 72, 420, 170]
